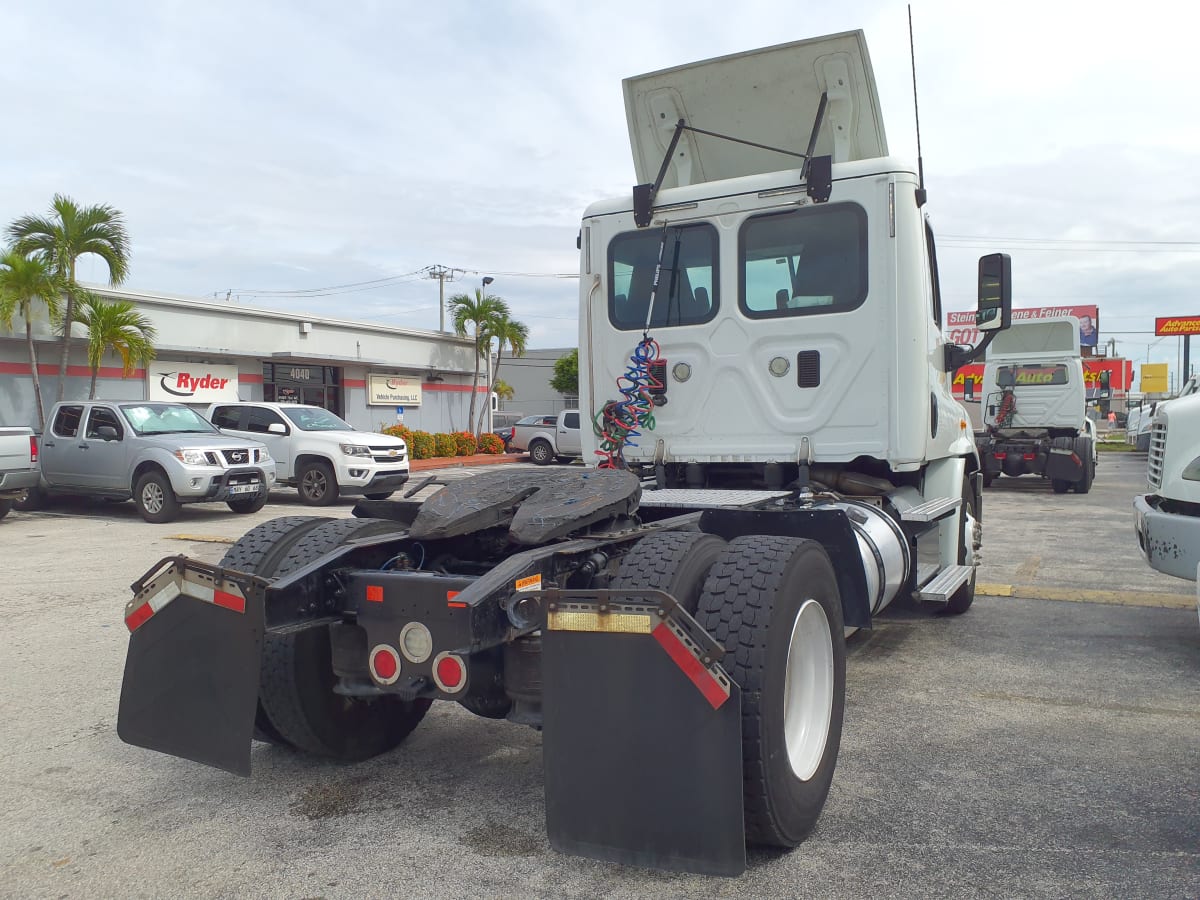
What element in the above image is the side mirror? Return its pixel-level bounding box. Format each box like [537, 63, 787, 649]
[268, 422, 287, 435]
[1098, 370, 1112, 399]
[963, 377, 976, 402]
[97, 425, 119, 441]
[976, 253, 1012, 332]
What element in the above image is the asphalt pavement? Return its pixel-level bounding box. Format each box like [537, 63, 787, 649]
[0, 453, 1196, 898]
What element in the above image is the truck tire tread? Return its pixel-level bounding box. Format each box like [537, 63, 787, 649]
[610, 531, 727, 613]
[696, 536, 846, 848]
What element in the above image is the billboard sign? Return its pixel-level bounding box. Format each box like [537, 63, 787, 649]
[147, 361, 240, 403]
[946, 305, 1099, 348]
[952, 358, 1131, 401]
[1154, 316, 1200, 336]
[368, 374, 423, 406]
[1140, 363, 1169, 393]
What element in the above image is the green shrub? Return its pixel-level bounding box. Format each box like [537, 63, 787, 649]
[453, 431, 478, 456]
[433, 433, 458, 458]
[409, 431, 435, 459]
[477, 433, 504, 455]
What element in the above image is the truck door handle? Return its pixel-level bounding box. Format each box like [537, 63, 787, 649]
[44, 441, 55, 448]
[78, 443, 89, 449]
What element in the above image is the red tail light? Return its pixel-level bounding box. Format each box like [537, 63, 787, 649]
[369, 645, 402, 685]
[1022, 452, 1036, 461]
[29, 435, 38, 464]
[433, 652, 466, 692]
[994, 452, 1007, 460]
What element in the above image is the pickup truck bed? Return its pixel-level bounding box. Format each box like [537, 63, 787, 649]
[0, 426, 39, 520]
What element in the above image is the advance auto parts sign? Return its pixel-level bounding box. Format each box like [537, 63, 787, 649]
[368, 374, 422, 406]
[1155, 316, 1200, 336]
[147, 361, 240, 402]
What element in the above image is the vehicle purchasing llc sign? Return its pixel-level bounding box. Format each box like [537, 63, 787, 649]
[368, 374, 422, 406]
[147, 361, 240, 402]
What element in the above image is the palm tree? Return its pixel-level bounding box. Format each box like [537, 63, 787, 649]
[7, 195, 131, 401]
[475, 312, 529, 434]
[77, 293, 157, 399]
[493, 379, 515, 402]
[447, 288, 510, 435]
[0, 250, 63, 431]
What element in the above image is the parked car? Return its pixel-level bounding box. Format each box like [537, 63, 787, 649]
[19, 401, 275, 523]
[206, 402, 409, 505]
[509, 410, 583, 464]
[0, 425, 39, 521]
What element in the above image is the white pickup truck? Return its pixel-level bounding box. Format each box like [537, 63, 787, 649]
[207, 402, 410, 505]
[0, 426, 38, 521]
[508, 410, 583, 465]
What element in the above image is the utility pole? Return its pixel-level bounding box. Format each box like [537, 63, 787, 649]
[428, 265, 463, 332]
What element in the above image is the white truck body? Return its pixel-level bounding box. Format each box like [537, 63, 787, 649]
[0, 425, 38, 520]
[1134, 391, 1200, 611]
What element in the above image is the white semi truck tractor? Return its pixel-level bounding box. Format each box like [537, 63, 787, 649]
[971, 317, 1097, 493]
[115, 31, 1012, 876]
[1134, 390, 1200, 623]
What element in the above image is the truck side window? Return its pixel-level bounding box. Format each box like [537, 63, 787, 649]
[210, 406, 242, 429]
[608, 224, 718, 331]
[52, 405, 84, 438]
[563, 412, 580, 429]
[739, 203, 867, 319]
[245, 407, 286, 434]
[926, 222, 943, 326]
[85, 406, 124, 440]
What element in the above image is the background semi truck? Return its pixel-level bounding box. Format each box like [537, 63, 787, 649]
[1134, 390, 1200, 618]
[117, 31, 1013, 876]
[971, 317, 1096, 493]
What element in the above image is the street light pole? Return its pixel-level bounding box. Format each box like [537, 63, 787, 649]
[480, 277, 495, 436]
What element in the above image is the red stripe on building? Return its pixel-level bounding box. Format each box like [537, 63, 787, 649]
[651, 622, 729, 710]
[422, 382, 490, 393]
[0, 362, 145, 379]
[125, 603, 155, 633]
[343, 378, 366, 388]
[212, 590, 246, 613]
[240, 373, 263, 384]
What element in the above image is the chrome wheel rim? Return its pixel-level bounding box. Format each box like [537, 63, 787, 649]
[142, 482, 165, 514]
[783, 598, 834, 781]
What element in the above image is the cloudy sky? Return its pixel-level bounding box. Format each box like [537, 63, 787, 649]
[3, 1, 1197, 380]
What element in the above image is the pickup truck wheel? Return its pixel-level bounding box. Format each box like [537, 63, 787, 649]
[944, 477, 980, 615]
[227, 492, 268, 514]
[695, 536, 845, 847]
[0, 499, 11, 521]
[297, 461, 339, 506]
[555, 455, 574, 465]
[257, 517, 430, 759]
[610, 531, 727, 614]
[529, 439, 553, 466]
[135, 470, 181, 523]
[364, 491, 395, 500]
[1051, 479, 1071, 494]
[13, 486, 47, 511]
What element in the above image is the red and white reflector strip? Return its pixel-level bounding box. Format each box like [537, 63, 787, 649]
[651, 620, 732, 711]
[124, 564, 247, 632]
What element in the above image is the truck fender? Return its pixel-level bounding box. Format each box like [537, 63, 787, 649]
[698, 507, 872, 629]
[130, 454, 171, 497]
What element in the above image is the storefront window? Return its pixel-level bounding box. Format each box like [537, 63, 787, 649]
[262, 363, 342, 414]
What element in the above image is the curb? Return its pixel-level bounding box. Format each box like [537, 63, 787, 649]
[978, 582, 1194, 610]
[410, 453, 528, 472]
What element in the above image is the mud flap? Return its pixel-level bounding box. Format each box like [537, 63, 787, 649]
[541, 592, 746, 876]
[117, 558, 263, 776]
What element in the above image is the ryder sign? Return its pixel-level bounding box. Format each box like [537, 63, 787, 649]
[147, 361, 240, 402]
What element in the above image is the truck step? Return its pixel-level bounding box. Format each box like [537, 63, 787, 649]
[900, 497, 961, 523]
[637, 489, 793, 509]
[917, 565, 974, 603]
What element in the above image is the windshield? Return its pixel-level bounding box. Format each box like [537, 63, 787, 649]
[121, 403, 218, 435]
[280, 406, 354, 431]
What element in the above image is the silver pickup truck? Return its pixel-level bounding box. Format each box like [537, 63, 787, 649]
[0, 426, 39, 521]
[508, 410, 583, 464]
[20, 401, 276, 523]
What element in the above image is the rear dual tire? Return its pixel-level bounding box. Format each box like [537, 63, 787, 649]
[219, 516, 429, 758]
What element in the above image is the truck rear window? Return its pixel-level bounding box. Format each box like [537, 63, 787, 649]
[739, 203, 867, 319]
[608, 224, 718, 331]
[998, 365, 1069, 387]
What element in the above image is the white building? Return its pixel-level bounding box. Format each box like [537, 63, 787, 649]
[0, 285, 488, 434]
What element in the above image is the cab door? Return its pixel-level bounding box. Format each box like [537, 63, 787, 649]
[558, 411, 582, 455]
[80, 405, 130, 491]
[39, 405, 86, 487]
